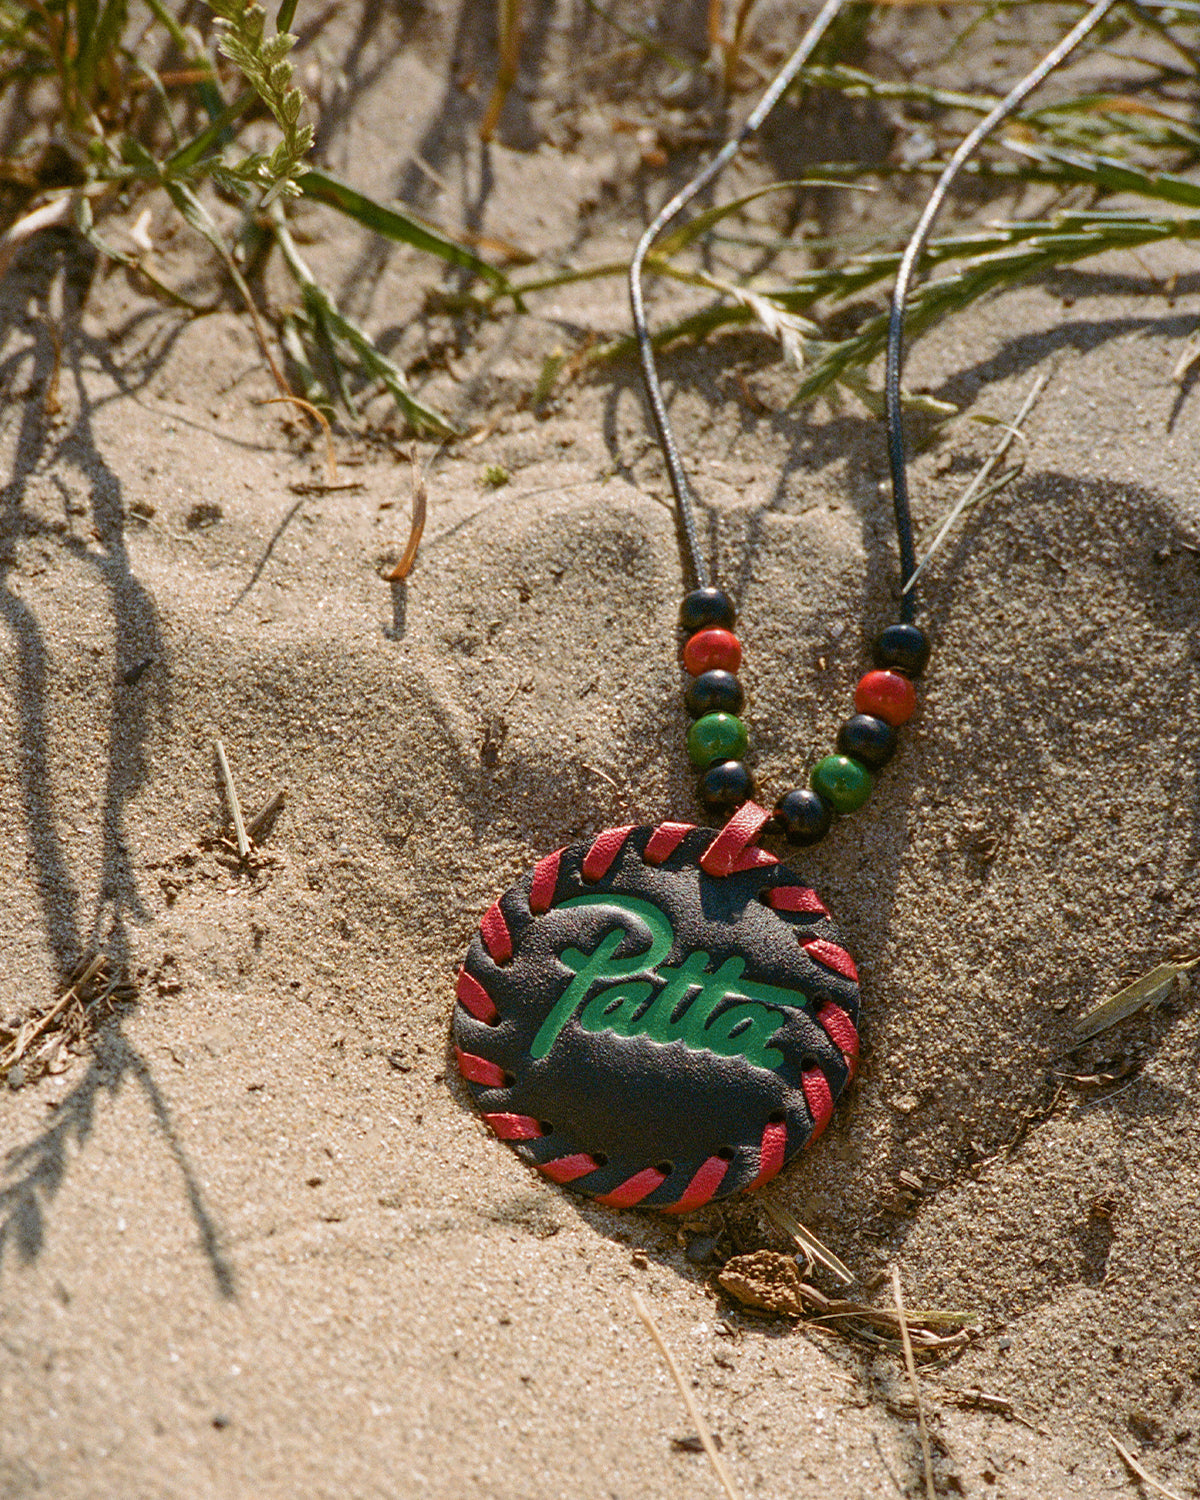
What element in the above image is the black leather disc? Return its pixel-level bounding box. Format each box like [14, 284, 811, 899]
[452, 820, 860, 1211]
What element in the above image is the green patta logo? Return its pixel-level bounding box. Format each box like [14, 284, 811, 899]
[531, 894, 803, 1069]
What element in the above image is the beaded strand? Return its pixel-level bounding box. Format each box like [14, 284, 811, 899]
[678, 586, 930, 842]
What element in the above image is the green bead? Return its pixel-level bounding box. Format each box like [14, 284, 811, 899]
[687, 712, 749, 769]
[811, 754, 872, 813]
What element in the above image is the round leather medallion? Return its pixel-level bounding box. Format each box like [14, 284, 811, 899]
[453, 818, 860, 1211]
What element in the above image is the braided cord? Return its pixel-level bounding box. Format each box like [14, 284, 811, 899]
[629, 0, 848, 590]
[887, 0, 1116, 620]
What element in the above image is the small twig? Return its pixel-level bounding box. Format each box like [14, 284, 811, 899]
[384, 448, 428, 581]
[288, 480, 364, 495]
[261, 395, 337, 482]
[244, 788, 286, 844]
[40, 313, 63, 417]
[631, 1290, 741, 1500]
[1109, 1433, 1186, 1500]
[904, 372, 1046, 595]
[891, 1266, 936, 1500]
[214, 738, 251, 860]
[0, 954, 107, 1071]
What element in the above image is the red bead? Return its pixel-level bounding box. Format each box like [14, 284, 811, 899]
[854, 669, 916, 727]
[683, 628, 741, 676]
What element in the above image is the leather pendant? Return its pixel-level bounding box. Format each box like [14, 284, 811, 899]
[452, 809, 860, 1211]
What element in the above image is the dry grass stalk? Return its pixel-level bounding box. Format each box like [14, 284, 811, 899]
[245, 788, 286, 844]
[763, 1200, 854, 1285]
[480, 0, 523, 143]
[0, 954, 134, 1084]
[892, 1266, 936, 1500]
[214, 738, 251, 860]
[718, 1250, 975, 1356]
[261, 395, 337, 479]
[1109, 1434, 1186, 1500]
[631, 1290, 741, 1500]
[904, 372, 1046, 596]
[385, 448, 428, 581]
[1073, 959, 1197, 1043]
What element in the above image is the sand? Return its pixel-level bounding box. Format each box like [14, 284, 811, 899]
[2, 4, 1198, 1497]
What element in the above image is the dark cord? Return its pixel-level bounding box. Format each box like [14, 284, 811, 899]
[886, 0, 1116, 623]
[629, 0, 848, 592]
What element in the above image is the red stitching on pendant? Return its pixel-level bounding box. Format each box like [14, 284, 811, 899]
[663, 1155, 729, 1213]
[747, 1120, 787, 1191]
[456, 967, 499, 1024]
[455, 1047, 507, 1087]
[801, 937, 859, 982]
[643, 822, 695, 864]
[479, 901, 513, 964]
[538, 1153, 599, 1185]
[800, 1068, 834, 1141]
[528, 847, 565, 914]
[482, 1112, 543, 1141]
[582, 824, 637, 881]
[700, 801, 776, 877]
[595, 1166, 666, 1207]
[765, 885, 829, 917]
[817, 1001, 860, 1078]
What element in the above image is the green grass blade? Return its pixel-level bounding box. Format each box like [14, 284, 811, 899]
[274, 217, 457, 436]
[74, 192, 209, 310]
[299, 168, 509, 291]
[797, 61, 989, 115]
[655, 179, 869, 258]
[165, 89, 255, 176]
[143, 0, 226, 120]
[305, 288, 457, 436]
[74, 0, 101, 96]
[279, 311, 335, 418]
[1004, 141, 1200, 209]
[794, 213, 1193, 401]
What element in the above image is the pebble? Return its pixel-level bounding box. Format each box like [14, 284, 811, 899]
[685, 1234, 721, 1266]
[7, 1064, 26, 1090]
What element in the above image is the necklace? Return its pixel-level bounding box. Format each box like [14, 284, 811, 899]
[451, 0, 1114, 1213]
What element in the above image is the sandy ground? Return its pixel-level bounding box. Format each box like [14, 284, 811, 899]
[2, 4, 1199, 1497]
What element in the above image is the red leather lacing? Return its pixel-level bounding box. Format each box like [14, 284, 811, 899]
[699, 801, 779, 876]
[455, 1047, 507, 1087]
[747, 1119, 787, 1192]
[582, 824, 636, 881]
[479, 901, 513, 964]
[663, 1154, 729, 1213]
[800, 1068, 834, 1141]
[643, 821, 694, 864]
[801, 937, 858, 982]
[538, 1153, 600, 1185]
[456, 967, 499, 1024]
[482, 1112, 543, 1141]
[765, 884, 829, 917]
[817, 1000, 860, 1079]
[595, 1166, 665, 1207]
[528, 847, 565, 914]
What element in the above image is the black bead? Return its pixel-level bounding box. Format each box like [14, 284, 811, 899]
[685, 669, 745, 719]
[773, 788, 833, 847]
[698, 760, 755, 814]
[680, 587, 736, 633]
[872, 623, 930, 677]
[836, 713, 897, 771]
